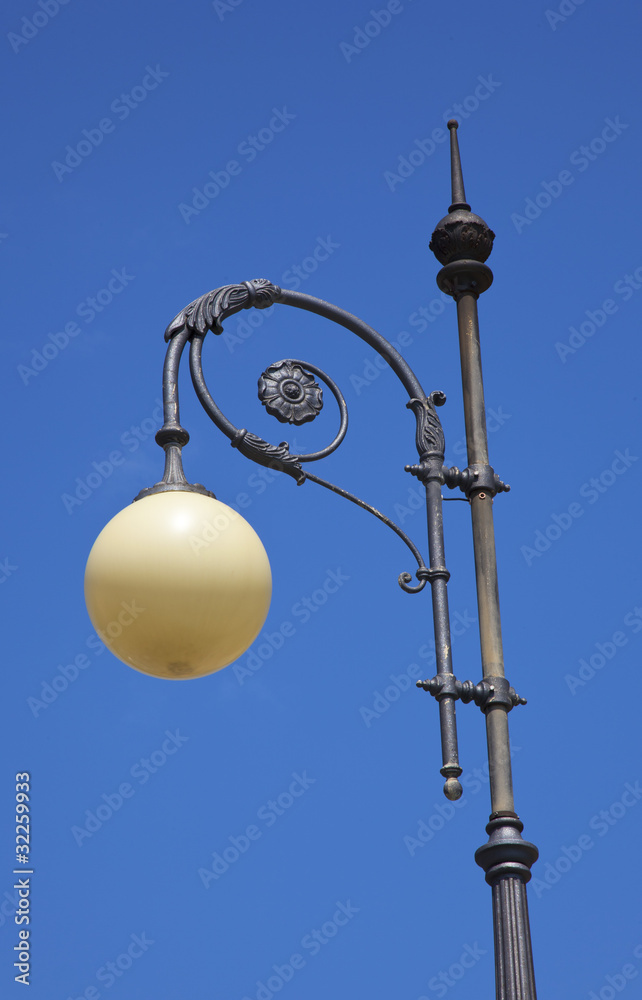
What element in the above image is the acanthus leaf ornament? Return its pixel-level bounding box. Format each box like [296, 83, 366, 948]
[408, 394, 446, 459]
[164, 279, 281, 341]
[231, 430, 306, 484]
[404, 394, 447, 485]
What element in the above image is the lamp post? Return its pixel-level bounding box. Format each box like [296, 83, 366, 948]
[85, 121, 539, 1000]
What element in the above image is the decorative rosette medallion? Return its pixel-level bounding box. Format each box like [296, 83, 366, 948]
[258, 361, 323, 425]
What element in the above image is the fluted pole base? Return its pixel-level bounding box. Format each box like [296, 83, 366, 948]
[475, 815, 539, 1000]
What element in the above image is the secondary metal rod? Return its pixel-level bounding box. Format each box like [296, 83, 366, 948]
[424, 476, 462, 792]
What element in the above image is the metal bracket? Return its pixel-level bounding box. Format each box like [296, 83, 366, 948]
[417, 673, 526, 713]
[443, 463, 510, 498]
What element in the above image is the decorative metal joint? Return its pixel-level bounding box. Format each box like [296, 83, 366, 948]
[435, 260, 494, 300]
[475, 814, 539, 886]
[418, 674, 526, 713]
[416, 672, 460, 700]
[405, 457, 445, 486]
[134, 423, 215, 502]
[462, 676, 527, 713]
[155, 426, 190, 449]
[443, 462, 510, 498]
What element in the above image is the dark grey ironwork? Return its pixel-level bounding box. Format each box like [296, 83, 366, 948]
[430, 120, 539, 1000]
[142, 275, 467, 799]
[257, 360, 324, 424]
[136, 120, 538, 999]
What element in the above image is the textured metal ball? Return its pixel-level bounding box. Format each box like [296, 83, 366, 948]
[444, 778, 463, 801]
[430, 209, 495, 266]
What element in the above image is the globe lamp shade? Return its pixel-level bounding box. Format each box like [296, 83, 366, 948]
[84, 491, 272, 679]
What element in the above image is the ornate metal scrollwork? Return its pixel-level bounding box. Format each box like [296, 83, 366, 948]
[174, 286, 437, 595]
[230, 430, 306, 485]
[258, 361, 323, 425]
[165, 278, 281, 341]
[429, 215, 495, 266]
[404, 392, 447, 484]
[189, 337, 433, 591]
[409, 393, 446, 459]
[148, 280, 465, 795]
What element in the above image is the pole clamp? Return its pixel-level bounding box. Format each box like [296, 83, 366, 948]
[443, 463, 510, 499]
[417, 674, 526, 713]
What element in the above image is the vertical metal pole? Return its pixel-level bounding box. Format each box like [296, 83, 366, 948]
[430, 121, 539, 1000]
[456, 290, 514, 816]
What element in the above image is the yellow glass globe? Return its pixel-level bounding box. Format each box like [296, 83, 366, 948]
[84, 490, 272, 679]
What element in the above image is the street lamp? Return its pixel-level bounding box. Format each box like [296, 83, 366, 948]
[85, 121, 539, 1000]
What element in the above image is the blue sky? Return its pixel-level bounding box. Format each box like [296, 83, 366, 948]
[3, 0, 642, 997]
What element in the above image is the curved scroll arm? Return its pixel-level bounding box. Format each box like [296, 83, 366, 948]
[151, 278, 462, 797]
[163, 277, 443, 449]
[188, 335, 430, 593]
[276, 289, 444, 466]
[163, 279, 446, 469]
[303, 471, 430, 594]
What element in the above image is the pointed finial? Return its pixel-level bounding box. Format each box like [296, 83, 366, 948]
[429, 122, 495, 268]
[447, 120, 470, 212]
